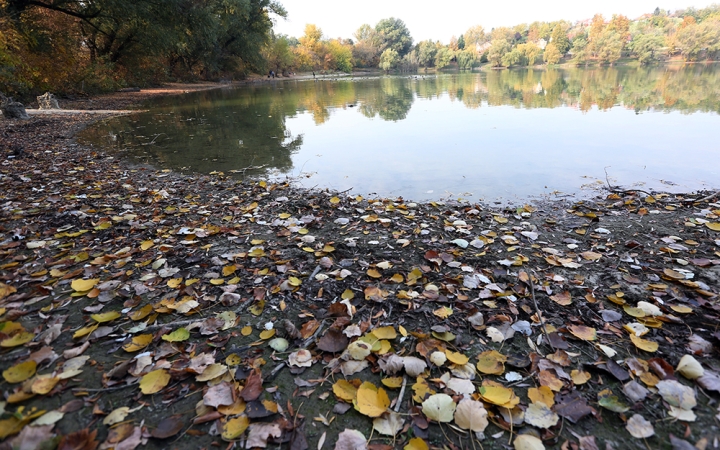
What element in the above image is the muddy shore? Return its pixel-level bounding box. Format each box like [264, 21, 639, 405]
[1, 84, 720, 450]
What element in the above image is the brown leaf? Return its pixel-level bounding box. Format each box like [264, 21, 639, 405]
[58, 428, 99, 450]
[316, 328, 349, 353]
[554, 391, 594, 423]
[240, 369, 263, 402]
[151, 416, 184, 439]
[299, 320, 320, 339]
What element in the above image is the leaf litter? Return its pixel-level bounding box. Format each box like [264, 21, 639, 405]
[1, 96, 720, 449]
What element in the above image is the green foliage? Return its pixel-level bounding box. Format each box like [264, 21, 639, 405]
[263, 35, 295, 74]
[457, 34, 465, 50]
[675, 19, 720, 61]
[464, 25, 486, 48]
[517, 43, 542, 65]
[456, 49, 477, 69]
[379, 48, 400, 72]
[434, 47, 454, 69]
[628, 32, 665, 64]
[375, 18, 413, 57]
[417, 40, 438, 67]
[326, 40, 353, 73]
[501, 48, 523, 67]
[550, 25, 571, 54]
[595, 30, 624, 64]
[487, 39, 511, 67]
[570, 36, 589, 65]
[543, 43, 562, 65]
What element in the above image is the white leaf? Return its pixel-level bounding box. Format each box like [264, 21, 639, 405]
[334, 429, 367, 450]
[422, 393, 456, 423]
[656, 380, 696, 410]
[372, 412, 405, 436]
[514, 434, 545, 450]
[626, 414, 654, 438]
[453, 399, 488, 432]
[403, 356, 428, 377]
[524, 403, 559, 429]
[676, 355, 704, 380]
[246, 423, 282, 448]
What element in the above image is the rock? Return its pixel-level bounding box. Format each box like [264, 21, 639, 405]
[0, 93, 29, 119]
[37, 92, 60, 109]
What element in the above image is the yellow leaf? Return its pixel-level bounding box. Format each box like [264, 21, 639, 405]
[445, 350, 469, 366]
[528, 386, 555, 407]
[210, 279, 225, 285]
[72, 324, 98, 339]
[0, 282, 17, 300]
[196, 364, 228, 382]
[218, 398, 246, 416]
[381, 377, 404, 389]
[341, 289, 355, 300]
[404, 437, 429, 450]
[222, 415, 249, 440]
[478, 383, 519, 408]
[186, 278, 200, 286]
[322, 244, 335, 253]
[568, 325, 597, 341]
[226, 354, 241, 366]
[71, 278, 99, 292]
[3, 360, 37, 383]
[123, 334, 153, 352]
[329, 197, 340, 204]
[140, 240, 154, 250]
[705, 222, 720, 231]
[91, 311, 121, 323]
[372, 326, 397, 340]
[162, 328, 190, 342]
[367, 269, 382, 279]
[1, 331, 35, 347]
[31, 375, 59, 394]
[494, 216, 508, 224]
[241, 326, 252, 336]
[278, 213, 291, 219]
[390, 273, 404, 283]
[571, 370, 592, 385]
[222, 265, 237, 276]
[353, 382, 390, 417]
[333, 379, 359, 401]
[476, 350, 506, 375]
[128, 304, 153, 321]
[288, 276, 302, 287]
[670, 305, 693, 314]
[433, 306, 453, 319]
[629, 334, 659, 352]
[259, 329, 275, 339]
[139, 369, 170, 395]
[167, 278, 183, 288]
[399, 326, 407, 337]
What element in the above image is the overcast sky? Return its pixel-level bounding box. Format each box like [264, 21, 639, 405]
[271, 0, 715, 43]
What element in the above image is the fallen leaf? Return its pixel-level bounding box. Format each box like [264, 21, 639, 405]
[3, 360, 37, 383]
[353, 382, 390, 418]
[626, 414, 654, 438]
[139, 369, 170, 395]
[453, 399, 488, 432]
[422, 393, 456, 423]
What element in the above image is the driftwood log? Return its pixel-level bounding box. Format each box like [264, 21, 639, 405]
[0, 93, 29, 119]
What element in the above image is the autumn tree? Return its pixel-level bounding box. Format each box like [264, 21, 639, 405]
[464, 25, 486, 49]
[628, 31, 665, 64]
[550, 24, 570, 54]
[487, 39, 511, 66]
[595, 30, 624, 64]
[352, 24, 379, 67]
[517, 42, 542, 65]
[543, 42, 562, 64]
[434, 46, 454, 69]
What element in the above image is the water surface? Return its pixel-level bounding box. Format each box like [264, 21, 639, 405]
[80, 65, 720, 202]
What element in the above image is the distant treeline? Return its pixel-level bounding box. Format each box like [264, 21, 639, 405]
[268, 5, 720, 74]
[1, 1, 720, 98]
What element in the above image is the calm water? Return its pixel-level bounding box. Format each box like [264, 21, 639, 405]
[80, 65, 720, 202]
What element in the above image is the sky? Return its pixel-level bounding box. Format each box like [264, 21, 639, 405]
[271, 0, 716, 43]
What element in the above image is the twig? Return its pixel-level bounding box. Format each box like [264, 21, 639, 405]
[527, 271, 555, 352]
[309, 265, 321, 280]
[393, 376, 407, 412]
[72, 381, 137, 392]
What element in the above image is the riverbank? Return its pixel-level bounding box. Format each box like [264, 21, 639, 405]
[1, 86, 719, 450]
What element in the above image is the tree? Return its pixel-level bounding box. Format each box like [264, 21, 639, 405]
[456, 48, 477, 69]
[570, 36, 589, 65]
[379, 48, 399, 72]
[487, 39, 511, 66]
[608, 14, 631, 41]
[588, 13, 606, 55]
[628, 32, 665, 64]
[543, 42, 562, 64]
[595, 30, 624, 64]
[517, 42, 542, 64]
[375, 17, 413, 56]
[417, 40, 437, 67]
[501, 48, 523, 67]
[458, 34, 465, 50]
[464, 25, 486, 48]
[434, 47, 454, 69]
[550, 24, 570, 54]
[449, 36, 459, 51]
[263, 35, 295, 75]
[325, 39, 353, 73]
[353, 24, 379, 67]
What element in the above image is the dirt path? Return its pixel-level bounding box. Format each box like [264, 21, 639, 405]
[1, 86, 719, 450]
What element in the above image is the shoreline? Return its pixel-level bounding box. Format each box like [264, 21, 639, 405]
[1, 85, 719, 449]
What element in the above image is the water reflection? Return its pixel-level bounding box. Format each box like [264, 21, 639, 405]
[80, 64, 720, 200]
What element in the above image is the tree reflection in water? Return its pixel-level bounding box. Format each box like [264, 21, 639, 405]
[80, 64, 720, 178]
